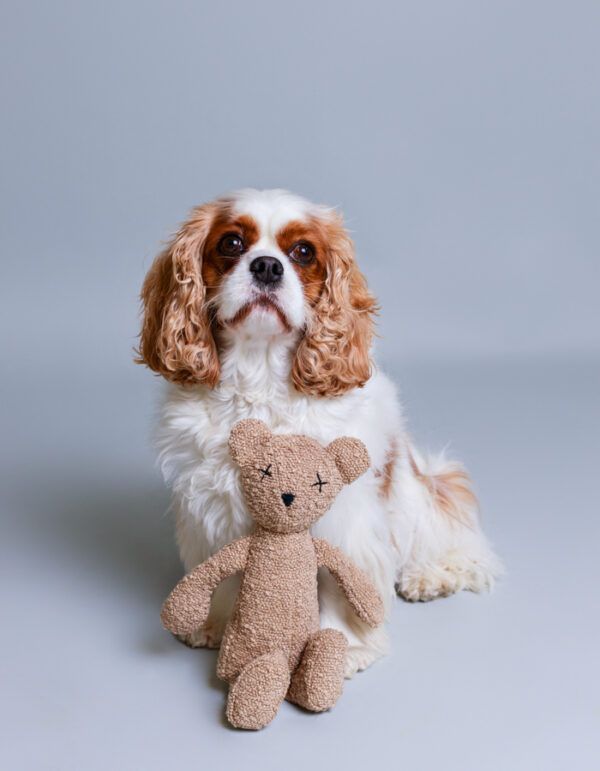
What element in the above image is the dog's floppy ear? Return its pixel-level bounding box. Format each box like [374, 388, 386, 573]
[326, 437, 370, 484]
[229, 420, 272, 466]
[136, 203, 220, 386]
[292, 212, 378, 397]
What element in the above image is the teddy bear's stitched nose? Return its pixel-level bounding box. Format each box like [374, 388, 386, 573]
[281, 493, 295, 507]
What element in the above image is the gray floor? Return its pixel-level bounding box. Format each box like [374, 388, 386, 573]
[2, 354, 599, 771]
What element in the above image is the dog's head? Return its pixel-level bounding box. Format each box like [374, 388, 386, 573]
[137, 189, 377, 397]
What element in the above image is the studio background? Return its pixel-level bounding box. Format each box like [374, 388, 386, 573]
[1, 2, 598, 770]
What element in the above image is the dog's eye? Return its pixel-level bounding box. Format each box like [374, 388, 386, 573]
[258, 464, 272, 479]
[288, 241, 315, 266]
[311, 473, 328, 492]
[219, 233, 245, 257]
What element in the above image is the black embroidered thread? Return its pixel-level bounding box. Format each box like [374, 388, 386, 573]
[311, 473, 328, 492]
[259, 464, 272, 479]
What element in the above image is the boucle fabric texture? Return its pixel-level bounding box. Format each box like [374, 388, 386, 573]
[226, 650, 291, 730]
[160, 538, 251, 637]
[287, 628, 348, 712]
[161, 419, 384, 730]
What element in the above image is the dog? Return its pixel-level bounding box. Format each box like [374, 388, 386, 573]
[137, 188, 502, 676]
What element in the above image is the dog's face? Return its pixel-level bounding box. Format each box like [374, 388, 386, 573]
[228, 419, 370, 534]
[201, 189, 330, 337]
[137, 189, 377, 397]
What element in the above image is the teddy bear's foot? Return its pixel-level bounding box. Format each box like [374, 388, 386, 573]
[226, 650, 290, 730]
[287, 629, 347, 712]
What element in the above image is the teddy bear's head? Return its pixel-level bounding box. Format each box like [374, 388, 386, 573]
[229, 419, 370, 534]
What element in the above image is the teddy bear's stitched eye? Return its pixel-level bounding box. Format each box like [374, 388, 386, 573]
[311, 473, 328, 492]
[258, 464, 272, 479]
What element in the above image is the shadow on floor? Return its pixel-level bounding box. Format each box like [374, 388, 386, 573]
[7, 468, 232, 698]
[9, 472, 181, 637]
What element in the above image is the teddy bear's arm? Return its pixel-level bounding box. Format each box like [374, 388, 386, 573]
[160, 537, 251, 636]
[313, 538, 385, 628]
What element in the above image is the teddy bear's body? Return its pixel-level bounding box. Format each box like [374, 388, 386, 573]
[217, 528, 319, 681]
[161, 420, 384, 729]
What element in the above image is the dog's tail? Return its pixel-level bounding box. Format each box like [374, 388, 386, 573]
[407, 446, 479, 531]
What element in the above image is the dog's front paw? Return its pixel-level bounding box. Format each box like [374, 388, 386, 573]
[397, 570, 457, 602]
[397, 552, 501, 602]
[344, 646, 379, 678]
[343, 627, 390, 679]
[178, 618, 225, 649]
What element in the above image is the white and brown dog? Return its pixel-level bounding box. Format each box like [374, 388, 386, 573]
[137, 188, 502, 676]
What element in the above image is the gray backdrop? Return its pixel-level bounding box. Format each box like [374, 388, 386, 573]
[1, 2, 599, 770]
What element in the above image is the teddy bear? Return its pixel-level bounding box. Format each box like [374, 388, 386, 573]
[161, 419, 384, 730]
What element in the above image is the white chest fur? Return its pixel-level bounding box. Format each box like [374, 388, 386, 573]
[155, 335, 402, 574]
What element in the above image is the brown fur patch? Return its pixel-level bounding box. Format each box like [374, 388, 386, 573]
[136, 202, 222, 386]
[202, 212, 260, 297]
[276, 219, 328, 306]
[289, 213, 378, 397]
[377, 437, 398, 500]
[136, 204, 262, 386]
[409, 452, 478, 529]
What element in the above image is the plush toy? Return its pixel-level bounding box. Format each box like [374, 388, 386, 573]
[161, 419, 384, 730]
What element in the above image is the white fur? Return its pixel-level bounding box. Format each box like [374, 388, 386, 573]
[154, 189, 502, 676]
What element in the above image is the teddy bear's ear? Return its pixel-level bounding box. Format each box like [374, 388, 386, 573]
[326, 437, 371, 484]
[229, 419, 272, 466]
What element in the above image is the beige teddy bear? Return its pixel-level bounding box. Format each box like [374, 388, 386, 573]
[161, 419, 384, 730]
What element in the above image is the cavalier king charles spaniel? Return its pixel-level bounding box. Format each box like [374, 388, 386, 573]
[137, 188, 501, 676]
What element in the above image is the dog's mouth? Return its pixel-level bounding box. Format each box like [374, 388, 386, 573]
[224, 295, 293, 333]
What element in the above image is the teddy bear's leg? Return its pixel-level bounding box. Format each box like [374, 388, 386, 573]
[226, 650, 291, 730]
[287, 629, 348, 712]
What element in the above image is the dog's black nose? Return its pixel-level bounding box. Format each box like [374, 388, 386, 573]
[281, 493, 295, 507]
[249, 255, 284, 285]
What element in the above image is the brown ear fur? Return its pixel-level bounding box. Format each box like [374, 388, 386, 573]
[229, 419, 272, 466]
[136, 203, 220, 386]
[291, 214, 378, 397]
[326, 437, 371, 484]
